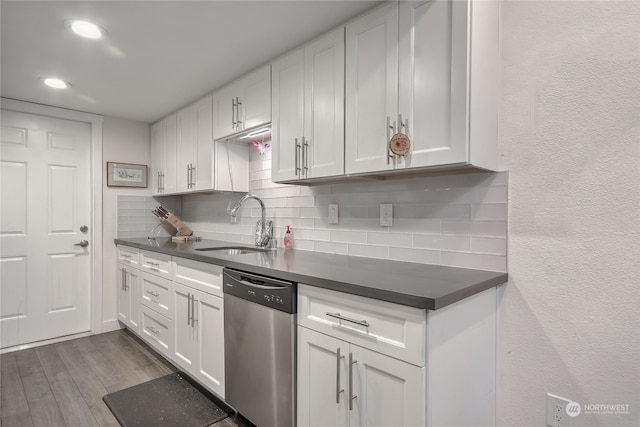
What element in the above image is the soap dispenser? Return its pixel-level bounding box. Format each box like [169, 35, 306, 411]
[283, 225, 293, 249]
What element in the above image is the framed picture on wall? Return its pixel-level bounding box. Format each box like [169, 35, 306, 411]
[107, 162, 148, 188]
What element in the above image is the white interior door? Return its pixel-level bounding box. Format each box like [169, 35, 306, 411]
[0, 109, 92, 348]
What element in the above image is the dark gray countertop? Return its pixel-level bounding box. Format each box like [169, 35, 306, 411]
[115, 237, 507, 310]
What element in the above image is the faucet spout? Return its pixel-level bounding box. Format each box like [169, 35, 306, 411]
[229, 193, 272, 247]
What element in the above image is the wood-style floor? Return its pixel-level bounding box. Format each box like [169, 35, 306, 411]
[0, 329, 250, 427]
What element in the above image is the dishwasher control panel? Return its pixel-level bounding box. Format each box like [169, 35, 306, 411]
[223, 268, 296, 314]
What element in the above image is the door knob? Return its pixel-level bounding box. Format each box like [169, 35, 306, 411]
[74, 240, 89, 247]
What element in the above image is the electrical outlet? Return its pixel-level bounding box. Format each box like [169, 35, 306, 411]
[380, 204, 393, 227]
[328, 204, 339, 224]
[546, 393, 572, 427]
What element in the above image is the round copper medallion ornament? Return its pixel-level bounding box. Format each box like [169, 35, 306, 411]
[389, 133, 410, 156]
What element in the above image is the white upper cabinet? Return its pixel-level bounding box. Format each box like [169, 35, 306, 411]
[151, 114, 177, 195]
[177, 95, 214, 193]
[154, 94, 248, 195]
[212, 64, 271, 141]
[346, 0, 500, 175]
[345, 2, 398, 175]
[271, 27, 345, 183]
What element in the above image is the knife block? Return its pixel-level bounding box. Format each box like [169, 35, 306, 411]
[164, 214, 193, 236]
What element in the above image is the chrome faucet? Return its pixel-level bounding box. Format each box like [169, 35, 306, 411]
[228, 193, 273, 247]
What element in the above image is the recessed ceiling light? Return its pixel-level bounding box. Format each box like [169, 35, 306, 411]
[71, 20, 102, 39]
[43, 78, 70, 89]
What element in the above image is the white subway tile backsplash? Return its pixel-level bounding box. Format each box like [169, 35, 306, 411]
[413, 234, 471, 252]
[117, 171, 508, 272]
[471, 203, 508, 220]
[329, 230, 368, 244]
[441, 220, 507, 237]
[348, 243, 389, 260]
[441, 251, 506, 272]
[470, 237, 507, 255]
[389, 247, 441, 265]
[367, 231, 413, 248]
[314, 241, 348, 255]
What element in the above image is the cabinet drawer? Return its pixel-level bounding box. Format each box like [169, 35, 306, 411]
[140, 250, 172, 278]
[298, 284, 426, 366]
[140, 272, 174, 320]
[117, 245, 139, 266]
[172, 257, 223, 297]
[140, 305, 173, 358]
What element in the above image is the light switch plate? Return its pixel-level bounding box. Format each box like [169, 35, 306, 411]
[328, 204, 339, 224]
[380, 204, 393, 227]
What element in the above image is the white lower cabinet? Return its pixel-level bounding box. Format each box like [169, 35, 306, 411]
[117, 262, 141, 333]
[299, 328, 425, 427]
[172, 261, 225, 398]
[298, 283, 498, 427]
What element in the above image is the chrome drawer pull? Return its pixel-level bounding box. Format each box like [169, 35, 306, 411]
[349, 352, 357, 410]
[326, 312, 370, 328]
[336, 347, 344, 403]
[147, 326, 159, 335]
[146, 290, 160, 298]
[146, 261, 160, 268]
[121, 254, 131, 258]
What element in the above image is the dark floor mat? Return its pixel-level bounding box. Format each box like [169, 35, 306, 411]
[103, 373, 229, 427]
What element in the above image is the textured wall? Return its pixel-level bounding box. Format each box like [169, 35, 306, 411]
[499, 1, 640, 426]
[102, 116, 151, 327]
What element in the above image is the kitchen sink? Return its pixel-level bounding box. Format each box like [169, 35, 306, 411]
[195, 246, 270, 255]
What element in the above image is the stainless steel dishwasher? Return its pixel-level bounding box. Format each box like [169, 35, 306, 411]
[223, 268, 296, 427]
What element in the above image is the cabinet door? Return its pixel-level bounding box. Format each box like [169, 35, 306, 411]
[350, 345, 425, 427]
[212, 84, 237, 141]
[176, 104, 195, 192]
[194, 290, 225, 398]
[150, 121, 164, 194]
[398, 0, 469, 169]
[345, 2, 398, 175]
[304, 28, 345, 179]
[193, 95, 213, 191]
[117, 264, 129, 324]
[118, 264, 140, 333]
[298, 327, 349, 427]
[271, 48, 304, 182]
[173, 282, 198, 373]
[238, 64, 271, 131]
[162, 114, 178, 194]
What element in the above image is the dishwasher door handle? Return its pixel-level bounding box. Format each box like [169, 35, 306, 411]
[237, 279, 288, 290]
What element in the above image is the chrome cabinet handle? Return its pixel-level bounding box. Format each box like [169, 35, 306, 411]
[326, 312, 370, 328]
[147, 326, 159, 335]
[146, 261, 160, 268]
[190, 294, 196, 328]
[186, 292, 191, 326]
[236, 97, 243, 129]
[121, 268, 126, 291]
[231, 98, 236, 128]
[146, 290, 159, 298]
[336, 347, 345, 403]
[349, 352, 357, 410]
[190, 164, 195, 188]
[302, 137, 309, 176]
[121, 254, 131, 259]
[386, 116, 396, 166]
[294, 138, 301, 176]
[186, 164, 190, 188]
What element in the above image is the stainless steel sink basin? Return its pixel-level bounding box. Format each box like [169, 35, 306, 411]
[195, 246, 269, 255]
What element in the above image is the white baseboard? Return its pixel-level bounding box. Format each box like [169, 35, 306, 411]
[101, 319, 123, 333]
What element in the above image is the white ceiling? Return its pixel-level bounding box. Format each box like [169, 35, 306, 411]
[1, 0, 381, 123]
